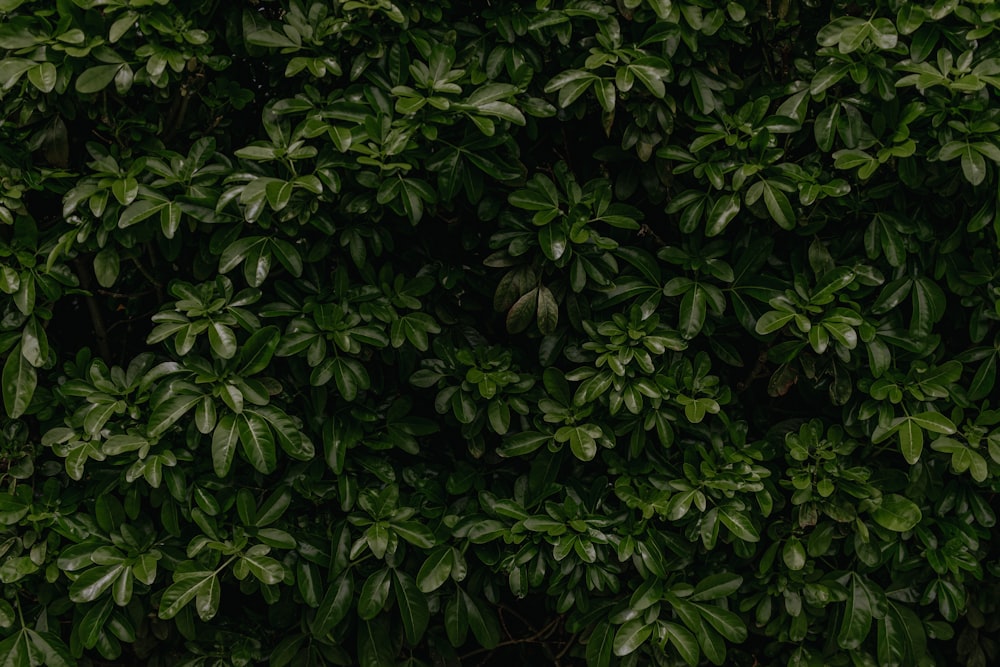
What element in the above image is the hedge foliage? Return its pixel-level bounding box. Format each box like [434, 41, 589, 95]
[1, 0, 1000, 665]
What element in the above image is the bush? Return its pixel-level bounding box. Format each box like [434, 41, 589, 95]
[2, 0, 1000, 665]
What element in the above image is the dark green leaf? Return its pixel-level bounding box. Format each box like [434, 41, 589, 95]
[613, 618, 652, 657]
[718, 505, 759, 542]
[312, 571, 354, 637]
[690, 573, 743, 602]
[838, 574, 874, 650]
[3, 343, 36, 419]
[393, 570, 429, 644]
[76, 65, 124, 93]
[358, 568, 391, 620]
[158, 572, 216, 620]
[148, 393, 202, 437]
[238, 412, 276, 473]
[871, 494, 922, 532]
[416, 548, 454, 593]
[212, 413, 239, 477]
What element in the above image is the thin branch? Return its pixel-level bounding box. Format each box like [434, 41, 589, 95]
[458, 615, 564, 661]
[73, 259, 113, 361]
[134, 250, 164, 303]
[553, 630, 579, 663]
[497, 603, 539, 634]
[97, 288, 154, 299]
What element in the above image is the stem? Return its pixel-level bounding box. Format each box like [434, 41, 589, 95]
[15, 595, 25, 628]
[135, 248, 164, 303]
[553, 630, 579, 663]
[638, 223, 667, 248]
[497, 603, 538, 634]
[458, 615, 564, 661]
[73, 258, 113, 361]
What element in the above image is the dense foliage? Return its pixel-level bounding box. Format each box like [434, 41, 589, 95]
[1, 0, 1000, 665]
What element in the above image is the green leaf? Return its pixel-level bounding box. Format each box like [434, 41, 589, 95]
[838, 573, 874, 649]
[393, 570, 430, 644]
[3, 343, 36, 418]
[538, 224, 567, 261]
[536, 284, 559, 336]
[78, 597, 113, 648]
[679, 285, 707, 339]
[909, 411, 955, 435]
[718, 505, 759, 542]
[706, 193, 740, 237]
[811, 267, 854, 303]
[148, 393, 202, 437]
[416, 547, 454, 593]
[897, 419, 924, 464]
[0, 630, 31, 667]
[755, 311, 795, 335]
[664, 622, 700, 667]
[238, 412, 277, 473]
[208, 321, 237, 359]
[256, 406, 313, 460]
[158, 571, 216, 620]
[94, 247, 120, 288]
[506, 288, 538, 334]
[332, 357, 370, 401]
[212, 413, 239, 477]
[246, 28, 300, 48]
[112, 566, 133, 605]
[968, 354, 997, 401]
[961, 146, 987, 185]
[911, 278, 945, 334]
[871, 494, 922, 532]
[312, 571, 354, 637]
[878, 602, 922, 667]
[697, 603, 748, 643]
[26, 630, 73, 667]
[358, 619, 394, 667]
[558, 425, 598, 461]
[392, 520, 436, 548]
[814, 103, 840, 152]
[13, 273, 33, 316]
[242, 552, 284, 584]
[586, 621, 615, 667]
[76, 64, 124, 93]
[762, 183, 795, 229]
[783, 537, 807, 570]
[0, 266, 18, 294]
[195, 574, 220, 621]
[0, 600, 14, 628]
[357, 568, 391, 620]
[811, 63, 848, 94]
[463, 590, 500, 648]
[239, 326, 280, 375]
[613, 618, 653, 657]
[497, 431, 551, 457]
[21, 317, 47, 368]
[0, 555, 38, 583]
[690, 573, 743, 602]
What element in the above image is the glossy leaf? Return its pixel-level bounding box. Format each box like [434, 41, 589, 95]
[871, 494, 922, 532]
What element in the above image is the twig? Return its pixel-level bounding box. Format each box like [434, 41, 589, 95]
[553, 630, 579, 664]
[638, 223, 667, 248]
[97, 288, 154, 299]
[134, 252, 164, 303]
[497, 603, 539, 634]
[458, 615, 564, 661]
[73, 259, 113, 361]
[106, 309, 158, 335]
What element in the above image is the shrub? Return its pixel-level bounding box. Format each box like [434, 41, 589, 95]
[1, 0, 1000, 665]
